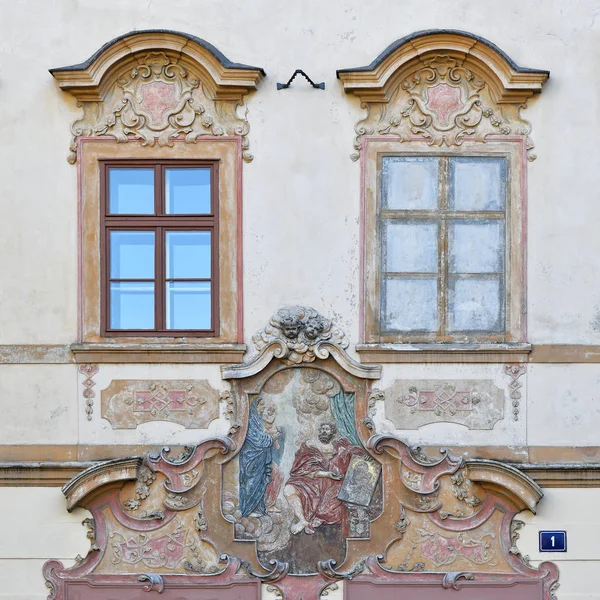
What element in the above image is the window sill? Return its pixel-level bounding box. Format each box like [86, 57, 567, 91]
[71, 342, 246, 364]
[355, 342, 531, 363]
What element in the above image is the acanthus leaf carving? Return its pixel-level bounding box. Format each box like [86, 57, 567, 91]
[123, 463, 157, 514]
[317, 558, 366, 580]
[220, 389, 240, 435]
[441, 571, 475, 590]
[351, 54, 536, 159]
[239, 558, 289, 583]
[82, 517, 100, 552]
[338, 32, 549, 162]
[138, 573, 165, 593]
[510, 518, 532, 567]
[451, 469, 482, 509]
[52, 34, 265, 164]
[362, 387, 383, 432]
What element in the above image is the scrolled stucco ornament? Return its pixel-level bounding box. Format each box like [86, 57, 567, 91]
[252, 306, 349, 365]
[49, 30, 265, 163]
[337, 30, 549, 161]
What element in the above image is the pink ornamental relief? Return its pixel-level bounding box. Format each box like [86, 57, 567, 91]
[139, 81, 178, 129]
[426, 83, 464, 127]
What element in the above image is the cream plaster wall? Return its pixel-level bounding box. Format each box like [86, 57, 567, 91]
[0, 488, 87, 599]
[528, 364, 600, 446]
[0, 2, 599, 597]
[518, 489, 600, 599]
[0, 365, 78, 444]
[0, 0, 598, 345]
[4, 355, 600, 451]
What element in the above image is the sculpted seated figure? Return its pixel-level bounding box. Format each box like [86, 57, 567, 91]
[284, 422, 363, 535]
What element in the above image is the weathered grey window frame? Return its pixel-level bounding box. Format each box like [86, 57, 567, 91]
[379, 153, 508, 341]
[362, 139, 525, 346]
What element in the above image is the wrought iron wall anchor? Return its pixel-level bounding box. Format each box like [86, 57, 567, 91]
[277, 69, 325, 90]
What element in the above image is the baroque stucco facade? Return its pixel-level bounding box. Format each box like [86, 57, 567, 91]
[0, 1, 599, 598]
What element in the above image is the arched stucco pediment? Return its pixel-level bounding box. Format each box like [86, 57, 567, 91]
[336, 30, 549, 161]
[50, 30, 265, 163]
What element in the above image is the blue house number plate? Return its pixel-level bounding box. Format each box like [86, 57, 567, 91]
[539, 530, 567, 552]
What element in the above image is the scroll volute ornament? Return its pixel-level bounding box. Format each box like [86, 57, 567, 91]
[337, 30, 549, 160]
[45, 310, 559, 599]
[50, 30, 265, 163]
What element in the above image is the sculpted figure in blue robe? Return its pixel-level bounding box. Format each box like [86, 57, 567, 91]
[239, 397, 275, 517]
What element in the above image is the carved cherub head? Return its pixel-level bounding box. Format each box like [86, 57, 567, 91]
[304, 316, 326, 341]
[279, 315, 303, 340]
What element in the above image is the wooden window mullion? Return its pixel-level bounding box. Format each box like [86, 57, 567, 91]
[100, 159, 218, 336]
[438, 157, 449, 337]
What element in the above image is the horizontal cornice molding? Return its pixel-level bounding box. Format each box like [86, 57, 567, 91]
[356, 343, 532, 364]
[3, 457, 600, 488]
[50, 29, 265, 101]
[70, 342, 247, 363]
[0, 344, 599, 364]
[337, 29, 549, 103]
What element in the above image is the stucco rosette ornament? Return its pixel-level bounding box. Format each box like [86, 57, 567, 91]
[252, 306, 349, 365]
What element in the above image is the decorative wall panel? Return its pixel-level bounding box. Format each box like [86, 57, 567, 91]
[78, 364, 99, 421]
[45, 307, 558, 600]
[100, 379, 220, 429]
[384, 379, 504, 430]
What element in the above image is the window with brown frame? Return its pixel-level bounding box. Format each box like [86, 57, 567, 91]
[100, 160, 219, 337]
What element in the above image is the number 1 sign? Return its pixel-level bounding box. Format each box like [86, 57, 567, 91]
[539, 530, 567, 552]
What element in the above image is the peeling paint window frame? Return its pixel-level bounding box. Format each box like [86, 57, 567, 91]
[380, 153, 507, 340]
[362, 140, 525, 346]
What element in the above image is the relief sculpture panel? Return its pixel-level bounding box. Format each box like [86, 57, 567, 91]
[222, 367, 383, 574]
[384, 379, 504, 430]
[44, 307, 558, 600]
[101, 379, 220, 429]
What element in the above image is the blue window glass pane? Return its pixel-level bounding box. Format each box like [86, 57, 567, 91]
[110, 231, 155, 279]
[448, 277, 504, 332]
[382, 277, 438, 332]
[381, 157, 439, 210]
[109, 169, 154, 214]
[449, 157, 506, 211]
[166, 231, 211, 279]
[165, 168, 211, 214]
[110, 282, 155, 329]
[449, 221, 505, 274]
[166, 282, 211, 330]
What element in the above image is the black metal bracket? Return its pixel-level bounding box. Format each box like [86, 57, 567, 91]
[277, 70, 325, 90]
